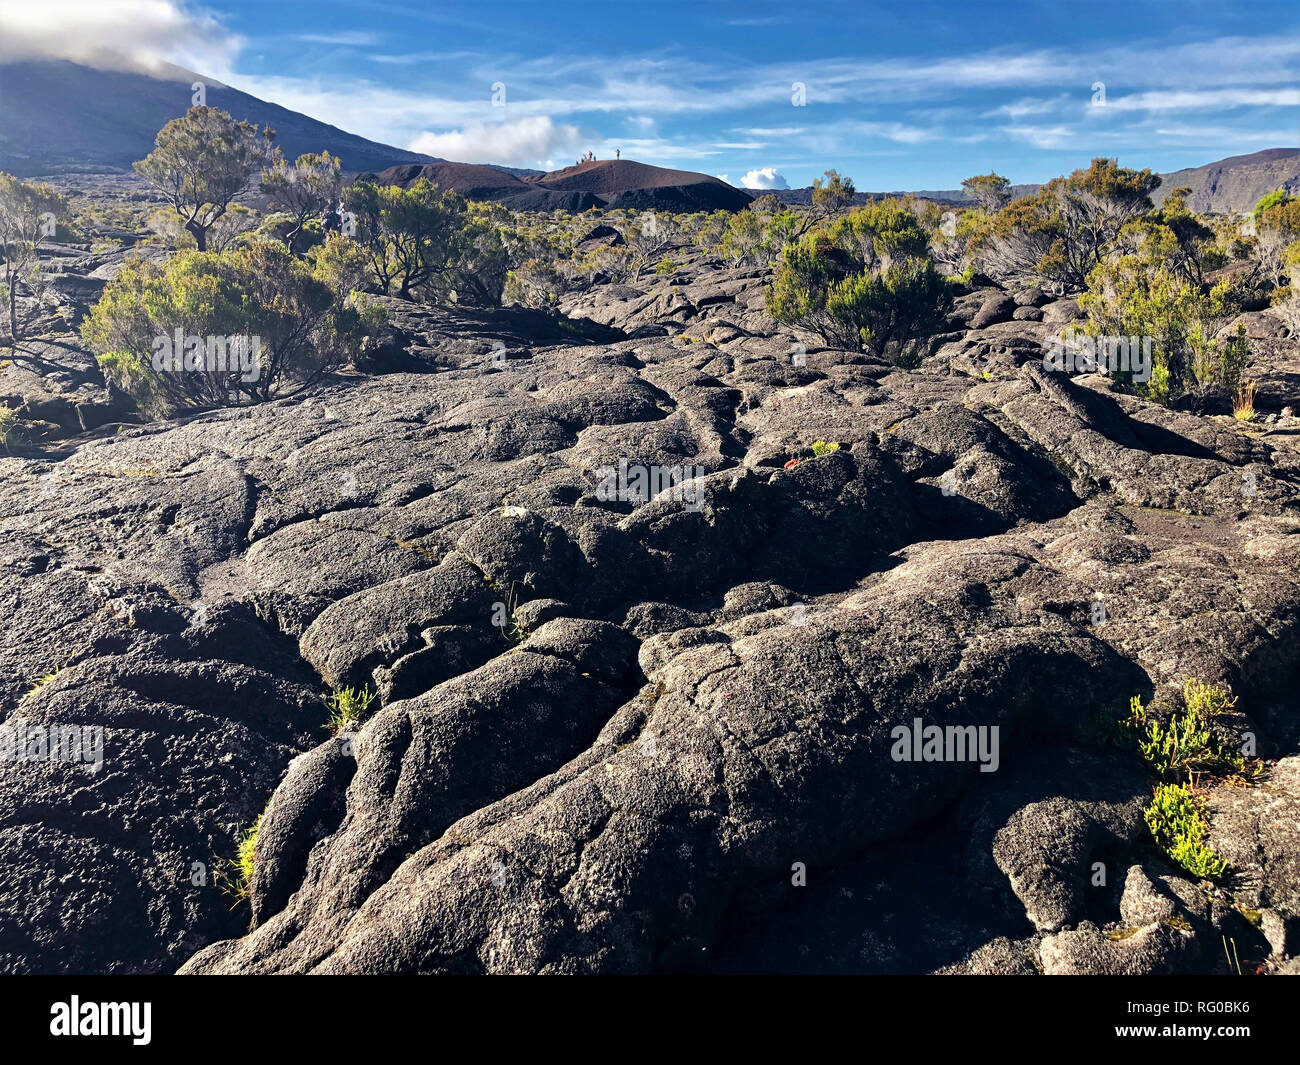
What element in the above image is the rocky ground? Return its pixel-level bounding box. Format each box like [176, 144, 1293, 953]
[1, 226, 1299, 975]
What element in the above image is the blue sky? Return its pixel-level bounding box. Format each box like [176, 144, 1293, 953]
[7, 0, 1300, 187]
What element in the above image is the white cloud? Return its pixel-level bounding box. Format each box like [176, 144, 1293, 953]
[406, 116, 586, 167]
[999, 124, 1075, 149]
[0, 0, 242, 76]
[987, 95, 1071, 119]
[293, 32, 382, 47]
[736, 126, 805, 137]
[371, 50, 480, 65]
[741, 167, 789, 190]
[1101, 88, 1300, 113]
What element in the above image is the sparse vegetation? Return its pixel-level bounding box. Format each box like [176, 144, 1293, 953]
[24, 668, 60, 697]
[216, 813, 264, 904]
[0, 405, 17, 448]
[1233, 379, 1258, 421]
[494, 581, 526, 644]
[1144, 783, 1227, 879]
[1126, 679, 1244, 782]
[325, 685, 376, 735]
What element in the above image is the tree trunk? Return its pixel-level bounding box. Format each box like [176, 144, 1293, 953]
[186, 220, 208, 252]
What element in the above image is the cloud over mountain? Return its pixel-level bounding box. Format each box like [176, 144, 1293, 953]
[406, 117, 586, 168]
[741, 167, 789, 189]
[0, 0, 240, 76]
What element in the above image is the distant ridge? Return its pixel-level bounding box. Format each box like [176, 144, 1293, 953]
[364, 157, 753, 212]
[766, 149, 1300, 214]
[1151, 148, 1300, 213]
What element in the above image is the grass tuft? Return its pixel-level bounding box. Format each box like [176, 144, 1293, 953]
[216, 814, 263, 905]
[1232, 379, 1257, 422]
[325, 685, 376, 735]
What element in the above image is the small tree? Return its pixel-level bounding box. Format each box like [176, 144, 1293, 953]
[961, 172, 1011, 213]
[0, 172, 66, 341]
[145, 202, 258, 253]
[718, 208, 765, 266]
[133, 106, 274, 252]
[343, 178, 476, 300]
[983, 158, 1160, 293]
[445, 201, 508, 305]
[261, 150, 343, 254]
[624, 211, 676, 279]
[1116, 187, 1223, 286]
[811, 169, 856, 218]
[720, 200, 800, 267]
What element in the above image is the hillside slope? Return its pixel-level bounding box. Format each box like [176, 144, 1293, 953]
[0, 59, 444, 176]
[1152, 148, 1300, 213]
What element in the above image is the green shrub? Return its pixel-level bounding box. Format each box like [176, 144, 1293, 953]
[1127, 679, 1244, 781]
[1252, 188, 1293, 220]
[81, 241, 371, 417]
[343, 178, 506, 303]
[767, 201, 951, 366]
[1144, 783, 1227, 879]
[810, 440, 840, 457]
[1078, 252, 1249, 405]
